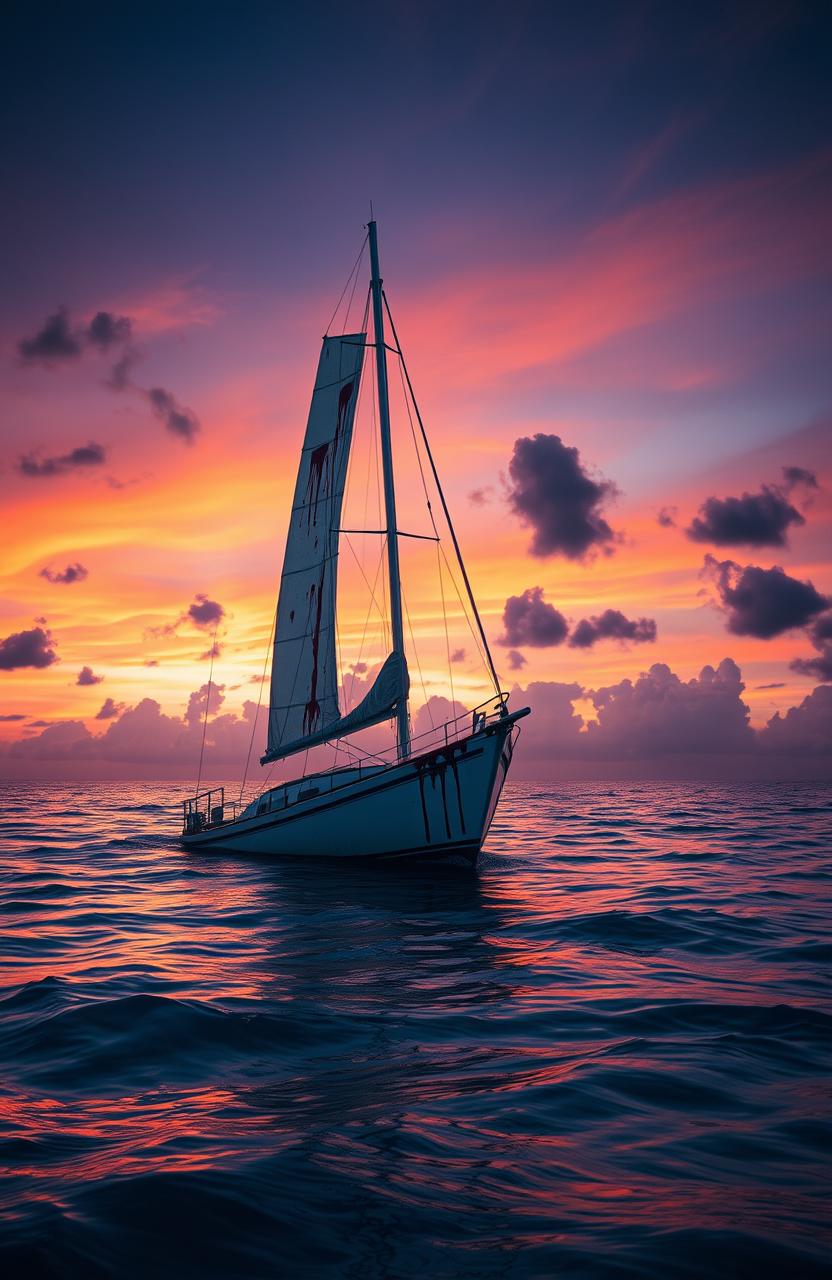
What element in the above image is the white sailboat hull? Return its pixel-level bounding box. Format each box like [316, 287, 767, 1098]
[182, 713, 524, 863]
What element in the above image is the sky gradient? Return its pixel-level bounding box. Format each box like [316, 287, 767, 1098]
[1, 1, 831, 779]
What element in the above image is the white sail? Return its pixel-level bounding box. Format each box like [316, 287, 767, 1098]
[263, 334, 407, 765]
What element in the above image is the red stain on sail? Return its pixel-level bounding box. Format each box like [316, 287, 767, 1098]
[305, 442, 329, 529]
[303, 568, 326, 736]
[301, 375, 356, 729]
[303, 378, 354, 529]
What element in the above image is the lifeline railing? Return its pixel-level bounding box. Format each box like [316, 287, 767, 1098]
[182, 786, 241, 834]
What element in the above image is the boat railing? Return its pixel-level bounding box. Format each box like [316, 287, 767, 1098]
[182, 786, 240, 834]
[337, 691, 510, 769]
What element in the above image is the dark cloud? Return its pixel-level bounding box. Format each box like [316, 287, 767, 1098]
[450, 648, 466, 663]
[506, 649, 527, 670]
[686, 482, 805, 548]
[106, 349, 138, 391]
[18, 441, 107, 478]
[499, 587, 569, 648]
[95, 697, 124, 720]
[782, 466, 818, 491]
[790, 611, 832, 682]
[756, 682, 786, 690]
[86, 311, 132, 350]
[0, 713, 26, 721]
[148, 386, 200, 443]
[18, 307, 81, 364]
[507, 433, 618, 559]
[199, 641, 222, 661]
[468, 487, 493, 506]
[39, 563, 89, 585]
[569, 609, 657, 649]
[188, 594, 225, 629]
[0, 626, 58, 670]
[656, 506, 677, 528]
[76, 666, 104, 686]
[704, 556, 828, 639]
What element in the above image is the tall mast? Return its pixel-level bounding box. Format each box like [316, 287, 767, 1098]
[368, 219, 410, 759]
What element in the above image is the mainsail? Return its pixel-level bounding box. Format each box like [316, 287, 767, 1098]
[262, 334, 408, 764]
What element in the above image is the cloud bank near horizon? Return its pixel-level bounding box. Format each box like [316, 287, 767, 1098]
[3, 658, 831, 781]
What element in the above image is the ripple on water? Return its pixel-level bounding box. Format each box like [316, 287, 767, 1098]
[0, 778, 830, 1278]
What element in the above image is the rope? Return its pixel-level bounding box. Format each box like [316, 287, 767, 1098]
[324, 233, 368, 337]
[195, 626, 217, 796]
[239, 604, 277, 807]
[383, 290, 502, 697]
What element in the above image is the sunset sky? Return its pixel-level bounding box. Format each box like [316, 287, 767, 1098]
[1, 1, 830, 780]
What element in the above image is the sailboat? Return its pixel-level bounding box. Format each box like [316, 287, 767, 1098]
[181, 221, 529, 863]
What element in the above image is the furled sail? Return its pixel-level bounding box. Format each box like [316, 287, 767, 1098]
[262, 334, 408, 765]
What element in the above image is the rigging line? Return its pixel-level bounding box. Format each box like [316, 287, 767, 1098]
[396, 354, 439, 537]
[323, 232, 368, 337]
[368, 344, 389, 652]
[343, 533, 387, 706]
[437, 537, 492, 689]
[239, 603, 278, 807]
[195, 625, 218, 796]
[397, 351, 454, 707]
[341, 247, 365, 336]
[401, 585, 433, 730]
[383, 290, 501, 695]
[437, 541, 455, 710]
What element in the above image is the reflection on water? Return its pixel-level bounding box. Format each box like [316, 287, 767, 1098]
[0, 780, 830, 1277]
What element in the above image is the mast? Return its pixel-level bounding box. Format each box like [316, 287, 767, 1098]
[368, 219, 410, 759]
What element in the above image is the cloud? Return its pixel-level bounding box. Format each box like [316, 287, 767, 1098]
[498, 587, 569, 648]
[412, 696, 467, 742]
[0, 714, 26, 721]
[791, 611, 832, 682]
[450, 648, 466, 663]
[188, 595, 225, 629]
[782, 466, 818, 491]
[4, 663, 831, 780]
[39, 562, 89, 585]
[95, 697, 124, 720]
[185, 683, 226, 728]
[86, 311, 132, 350]
[686, 469, 812, 547]
[0, 626, 58, 670]
[147, 386, 200, 443]
[758, 684, 832, 756]
[18, 441, 107, 479]
[76, 666, 104, 686]
[569, 609, 657, 649]
[105, 349, 139, 391]
[656, 506, 677, 528]
[18, 307, 82, 364]
[586, 659, 753, 757]
[511, 659, 755, 773]
[506, 649, 527, 670]
[704, 556, 828, 638]
[506, 434, 618, 559]
[756, 682, 786, 690]
[468, 487, 493, 506]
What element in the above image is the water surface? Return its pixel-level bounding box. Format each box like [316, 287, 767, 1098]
[1, 781, 830, 1277]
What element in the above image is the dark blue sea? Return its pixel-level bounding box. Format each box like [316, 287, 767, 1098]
[1, 781, 830, 1278]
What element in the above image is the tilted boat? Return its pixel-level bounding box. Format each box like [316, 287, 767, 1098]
[181, 221, 529, 863]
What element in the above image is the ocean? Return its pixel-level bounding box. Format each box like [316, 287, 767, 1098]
[0, 780, 830, 1278]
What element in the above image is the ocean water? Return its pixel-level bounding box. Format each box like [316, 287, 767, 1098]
[0, 780, 830, 1279]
